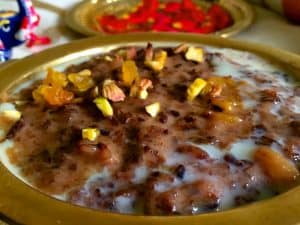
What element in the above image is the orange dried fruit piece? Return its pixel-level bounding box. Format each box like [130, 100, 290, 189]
[102, 79, 126, 102]
[122, 60, 139, 86]
[33, 84, 74, 106]
[44, 68, 68, 87]
[254, 146, 299, 185]
[68, 69, 94, 92]
[211, 97, 241, 112]
[145, 50, 167, 72]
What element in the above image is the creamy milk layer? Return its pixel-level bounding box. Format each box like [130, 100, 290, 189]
[0, 44, 299, 215]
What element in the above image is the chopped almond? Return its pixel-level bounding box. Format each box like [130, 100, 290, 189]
[145, 102, 160, 117]
[102, 79, 125, 102]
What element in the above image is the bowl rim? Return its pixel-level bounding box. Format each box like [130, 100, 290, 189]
[0, 33, 300, 225]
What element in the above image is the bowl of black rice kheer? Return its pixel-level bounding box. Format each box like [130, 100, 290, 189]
[0, 33, 299, 225]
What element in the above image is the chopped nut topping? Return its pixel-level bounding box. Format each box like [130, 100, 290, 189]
[185, 47, 204, 63]
[102, 79, 126, 102]
[130, 78, 153, 100]
[122, 60, 139, 86]
[174, 43, 188, 54]
[187, 78, 207, 101]
[82, 128, 100, 141]
[145, 102, 160, 117]
[145, 50, 167, 72]
[94, 97, 113, 117]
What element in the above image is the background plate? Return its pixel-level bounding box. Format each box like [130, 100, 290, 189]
[65, 0, 254, 37]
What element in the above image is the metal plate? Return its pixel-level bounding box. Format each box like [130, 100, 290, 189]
[0, 33, 300, 225]
[65, 0, 254, 37]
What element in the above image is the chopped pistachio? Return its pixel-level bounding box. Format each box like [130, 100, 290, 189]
[94, 97, 113, 117]
[185, 47, 204, 63]
[145, 102, 160, 117]
[82, 128, 100, 141]
[187, 78, 207, 101]
[145, 50, 167, 72]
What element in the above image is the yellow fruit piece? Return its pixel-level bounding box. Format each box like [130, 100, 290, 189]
[145, 50, 167, 72]
[185, 47, 204, 63]
[94, 97, 113, 117]
[102, 79, 126, 102]
[44, 68, 68, 87]
[32, 84, 48, 103]
[145, 102, 160, 117]
[122, 60, 139, 86]
[254, 146, 299, 185]
[1, 110, 21, 121]
[187, 78, 207, 101]
[82, 128, 100, 141]
[68, 70, 94, 92]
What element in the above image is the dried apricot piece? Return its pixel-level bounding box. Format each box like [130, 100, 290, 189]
[44, 68, 68, 87]
[42, 86, 74, 106]
[122, 60, 139, 86]
[68, 69, 94, 92]
[254, 146, 299, 185]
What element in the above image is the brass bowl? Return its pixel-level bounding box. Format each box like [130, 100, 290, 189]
[0, 33, 300, 225]
[65, 0, 254, 37]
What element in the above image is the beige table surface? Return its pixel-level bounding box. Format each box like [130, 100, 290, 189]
[1, 0, 300, 60]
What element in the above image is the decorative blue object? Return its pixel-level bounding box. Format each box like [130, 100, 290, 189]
[0, 0, 30, 62]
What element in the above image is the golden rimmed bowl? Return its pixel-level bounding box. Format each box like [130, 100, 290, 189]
[0, 33, 300, 225]
[64, 0, 254, 37]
